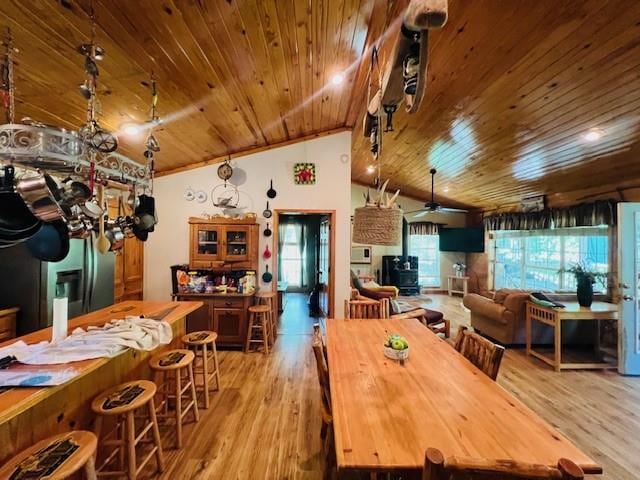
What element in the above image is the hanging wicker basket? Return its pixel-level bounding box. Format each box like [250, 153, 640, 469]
[352, 205, 403, 246]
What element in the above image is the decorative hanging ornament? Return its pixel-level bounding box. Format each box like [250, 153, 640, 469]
[77, 5, 119, 158]
[217, 157, 233, 186]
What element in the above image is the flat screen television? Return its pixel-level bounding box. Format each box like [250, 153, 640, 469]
[439, 227, 485, 253]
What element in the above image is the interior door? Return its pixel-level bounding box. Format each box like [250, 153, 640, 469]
[318, 217, 330, 317]
[617, 202, 640, 374]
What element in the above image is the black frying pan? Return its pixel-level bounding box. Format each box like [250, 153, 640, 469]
[26, 219, 70, 262]
[0, 165, 41, 242]
[262, 265, 273, 283]
[263, 222, 272, 237]
[266, 179, 277, 199]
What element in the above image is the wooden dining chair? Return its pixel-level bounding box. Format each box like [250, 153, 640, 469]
[453, 326, 505, 381]
[312, 324, 335, 480]
[344, 298, 390, 319]
[423, 448, 585, 479]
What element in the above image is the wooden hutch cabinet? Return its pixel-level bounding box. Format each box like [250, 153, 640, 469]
[180, 217, 259, 347]
[188, 217, 258, 270]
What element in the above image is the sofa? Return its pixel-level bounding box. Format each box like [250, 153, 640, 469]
[463, 289, 551, 345]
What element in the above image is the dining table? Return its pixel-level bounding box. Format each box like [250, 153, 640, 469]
[326, 317, 602, 476]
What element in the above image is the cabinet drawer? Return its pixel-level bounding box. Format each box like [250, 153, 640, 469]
[212, 297, 245, 309]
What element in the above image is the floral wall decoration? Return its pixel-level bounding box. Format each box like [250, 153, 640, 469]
[294, 162, 316, 185]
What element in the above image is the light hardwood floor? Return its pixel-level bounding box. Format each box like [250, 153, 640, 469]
[151, 293, 637, 479]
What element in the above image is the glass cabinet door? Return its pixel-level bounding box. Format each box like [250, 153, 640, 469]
[197, 228, 219, 257]
[225, 227, 249, 259]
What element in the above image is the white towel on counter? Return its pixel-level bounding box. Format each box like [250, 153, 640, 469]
[0, 316, 173, 365]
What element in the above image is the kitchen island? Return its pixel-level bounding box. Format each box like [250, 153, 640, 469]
[0, 300, 202, 464]
[175, 292, 255, 347]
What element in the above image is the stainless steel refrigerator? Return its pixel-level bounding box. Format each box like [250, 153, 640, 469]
[0, 235, 114, 336]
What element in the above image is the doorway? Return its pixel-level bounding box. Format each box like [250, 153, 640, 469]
[273, 210, 335, 333]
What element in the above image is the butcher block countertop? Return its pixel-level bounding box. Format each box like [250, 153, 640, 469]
[0, 300, 202, 426]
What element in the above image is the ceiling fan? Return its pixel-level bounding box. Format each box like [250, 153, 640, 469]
[407, 168, 467, 218]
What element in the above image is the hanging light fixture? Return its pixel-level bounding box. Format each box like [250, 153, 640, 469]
[352, 47, 403, 246]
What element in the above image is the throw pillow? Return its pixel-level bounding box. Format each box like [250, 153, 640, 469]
[362, 280, 381, 289]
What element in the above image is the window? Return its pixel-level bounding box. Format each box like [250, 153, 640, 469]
[409, 235, 440, 287]
[492, 227, 609, 293]
[281, 224, 303, 287]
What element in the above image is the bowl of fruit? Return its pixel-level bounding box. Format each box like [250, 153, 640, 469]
[383, 333, 409, 361]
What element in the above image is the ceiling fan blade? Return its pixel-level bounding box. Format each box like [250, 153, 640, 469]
[409, 210, 430, 218]
[440, 207, 468, 213]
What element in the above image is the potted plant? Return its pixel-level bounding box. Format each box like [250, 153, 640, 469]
[560, 263, 608, 307]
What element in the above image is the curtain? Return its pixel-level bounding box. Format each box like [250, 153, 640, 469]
[277, 219, 288, 280]
[409, 221, 442, 235]
[484, 200, 617, 231]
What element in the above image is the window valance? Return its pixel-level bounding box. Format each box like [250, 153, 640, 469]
[409, 222, 442, 235]
[483, 200, 617, 231]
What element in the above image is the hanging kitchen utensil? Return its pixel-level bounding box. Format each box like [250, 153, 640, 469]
[16, 171, 66, 223]
[211, 184, 240, 209]
[95, 185, 111, 254]
[59, 178, 91, 208]
[262, 265, 273, 283]
[105, 221, 124, 251]
[106, 196, 125, 251]
[263, 201, 272, 219]
[217, 157, 233, 186]
[134, 193, 156, 231]
[0, 165, 41, 243]
[79, 196, 103, 219]
[26, 219, 70, 262]
[133, 223, 149, 242]
[263, 245, 272, 259]
[266, 179, 277, 199]
[263, 222, 272, 237]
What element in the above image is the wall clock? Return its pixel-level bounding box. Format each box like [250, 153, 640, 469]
[294, 162, 316, 185]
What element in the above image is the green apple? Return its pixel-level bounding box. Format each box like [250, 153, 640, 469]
[391, 339, 405, 350]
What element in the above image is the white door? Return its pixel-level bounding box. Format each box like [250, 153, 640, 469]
[617, 203, 640, 375]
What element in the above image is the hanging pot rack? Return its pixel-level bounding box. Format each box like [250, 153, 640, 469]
[0, 123, 151, 186]
[0, 17, 152, 189]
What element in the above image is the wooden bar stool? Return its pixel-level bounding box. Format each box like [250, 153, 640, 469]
[181, 331, 221, 409]
[149, 349, 200, 448]
[245, 304, 271, 354]
[256, 291, 277, 345]
[91, 380, 164, 479]
[0, 430, 98, 480]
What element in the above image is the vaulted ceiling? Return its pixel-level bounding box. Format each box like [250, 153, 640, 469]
[2, 1, 640, 211]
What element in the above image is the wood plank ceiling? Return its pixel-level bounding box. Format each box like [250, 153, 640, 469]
[1, 1, 639, 210]
[0, 0, 391, 173]
[351, 0, 640, 210]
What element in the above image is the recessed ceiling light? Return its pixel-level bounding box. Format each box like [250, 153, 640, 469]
[331, 72, 345, 85]
[121, 123, 141, 136]
[583, 129, 603, 142]
[443, 186, 450, 193]
[366, 165, 375, 174]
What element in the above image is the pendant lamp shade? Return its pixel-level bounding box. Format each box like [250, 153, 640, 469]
[352, 205, 403, 246]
